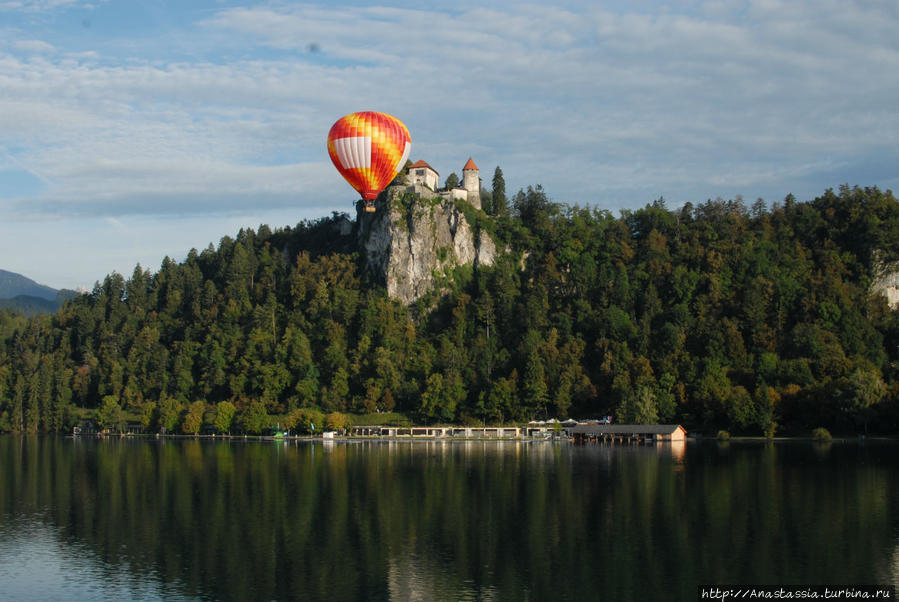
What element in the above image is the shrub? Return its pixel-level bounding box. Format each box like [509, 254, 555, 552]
[716, 430, 731, 441]
[239, 400, 270, 435]
[288, 408, 325, 434]
[95, 396, 124, 433]
[812, 427, 832, 442]
[325, 411, 350, 433]
[213, 401, 236, 434]
[181, 400, 207, 435]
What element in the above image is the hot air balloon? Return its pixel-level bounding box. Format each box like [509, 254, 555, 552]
[327, 111, 411, 212]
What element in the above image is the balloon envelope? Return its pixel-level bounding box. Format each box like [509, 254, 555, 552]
[327, 111, 411, 209]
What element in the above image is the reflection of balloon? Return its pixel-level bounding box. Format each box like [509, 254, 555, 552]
[327, 111, 411, 212]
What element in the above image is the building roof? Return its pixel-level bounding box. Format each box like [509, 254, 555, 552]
[571, 424, 686, 435]
[409, 159, 436, 171]
[463, 157, 478, 171]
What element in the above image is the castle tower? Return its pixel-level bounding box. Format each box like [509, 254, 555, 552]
[462, 157, 481, 210]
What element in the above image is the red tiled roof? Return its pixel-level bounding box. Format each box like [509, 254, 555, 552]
[409, 159, 433, 170]
[462, 157, 478, 171]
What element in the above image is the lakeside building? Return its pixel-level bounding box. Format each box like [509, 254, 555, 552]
[351, 426, 522, 438]
[351, 422, 688, 442]
[571, 424, 687, 442]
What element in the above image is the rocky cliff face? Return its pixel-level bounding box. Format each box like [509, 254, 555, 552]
[872, 259, 899, 309]
[357, 188, 497, 305]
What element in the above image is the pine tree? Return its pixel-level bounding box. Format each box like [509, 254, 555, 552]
[491, 166, 507, 216]
[444, 172, 460, 190]
[523, 348, 548, 418]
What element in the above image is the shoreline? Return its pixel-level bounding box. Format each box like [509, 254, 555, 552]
[35, 432, 899, 443]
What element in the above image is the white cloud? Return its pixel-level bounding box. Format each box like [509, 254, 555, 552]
[0, 0, 86, 12]
[13, 39, 55, 53]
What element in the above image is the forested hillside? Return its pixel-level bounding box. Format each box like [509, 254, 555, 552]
[2, 184, 899, 435]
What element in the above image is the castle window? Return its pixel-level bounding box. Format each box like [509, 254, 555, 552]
[416, 169, 425, 175]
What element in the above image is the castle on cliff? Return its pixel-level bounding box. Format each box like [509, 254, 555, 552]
[401, 157, 482, 210]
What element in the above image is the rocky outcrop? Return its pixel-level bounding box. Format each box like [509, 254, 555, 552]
[357, 188, 497, 305]
[872, 261, 899, 309]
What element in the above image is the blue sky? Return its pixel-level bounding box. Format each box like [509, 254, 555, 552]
[1, 0, 897, 290]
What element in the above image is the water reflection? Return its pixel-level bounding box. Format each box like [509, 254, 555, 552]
[0, 516, 189, 601]
[812, 441, 833, 459]
[670, 439, 686, 463]
[1, 437, 897, 601]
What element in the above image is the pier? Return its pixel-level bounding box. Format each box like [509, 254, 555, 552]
[350, 426, 523, 438]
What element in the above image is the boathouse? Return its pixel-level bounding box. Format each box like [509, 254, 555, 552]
[571, 424, 687, 443]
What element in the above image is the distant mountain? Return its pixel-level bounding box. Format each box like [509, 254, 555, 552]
[0, 270, 77, 314]
[0, 295, 60, 316]
[0, 269, 58, 301]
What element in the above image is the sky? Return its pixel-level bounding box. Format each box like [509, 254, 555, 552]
[1, 0, 897, 290]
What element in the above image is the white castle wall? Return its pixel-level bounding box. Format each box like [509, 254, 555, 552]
[462, 168, 481, 210]
[409, 166, 439, 191]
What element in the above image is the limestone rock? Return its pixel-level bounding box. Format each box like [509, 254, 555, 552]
[872, 258, 899, 309]
[357, 188, 497, 305]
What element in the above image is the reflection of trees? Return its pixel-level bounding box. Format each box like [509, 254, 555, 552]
[0, 437, 898, 599]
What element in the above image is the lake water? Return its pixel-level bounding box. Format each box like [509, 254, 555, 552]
[0, 436, 897, 600]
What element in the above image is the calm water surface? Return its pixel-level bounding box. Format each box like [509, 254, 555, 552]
[0, 436, 897, 600]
